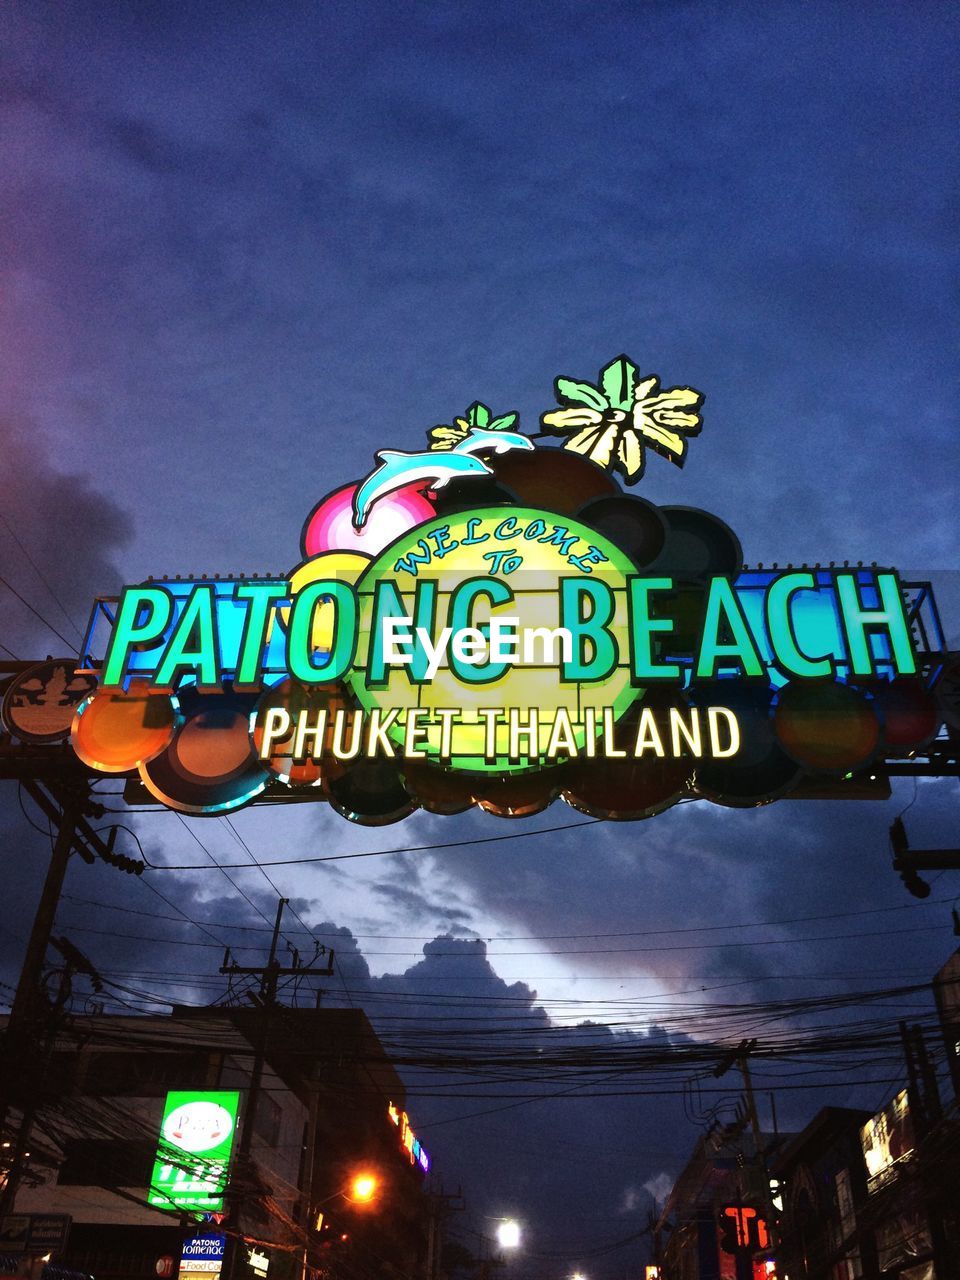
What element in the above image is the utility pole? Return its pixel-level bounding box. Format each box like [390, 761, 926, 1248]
[899, 1022, 954, 1279]
[0, 785, 84, 1216]
[219, 898, 334, 1278]
[0, 778, 145, 1216]
[425, 1187, 465, 1280]
[713, 1039, 778, 1260]
[298, 1071, 321, 1280]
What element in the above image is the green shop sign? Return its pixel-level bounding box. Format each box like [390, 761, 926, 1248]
[148, 1090, 240, 1213]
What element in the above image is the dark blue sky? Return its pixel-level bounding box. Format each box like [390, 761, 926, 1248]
[1, 3, 958, 1274]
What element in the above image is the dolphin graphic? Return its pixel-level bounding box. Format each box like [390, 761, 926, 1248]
[353, 449, 492, 530]
[450, 427, 535, 458]
[351, 428, 534, 530]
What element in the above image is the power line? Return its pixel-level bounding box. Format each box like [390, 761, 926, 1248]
[220, 815, 322, 949]
[0, 509, 85, 643]
[148, 816, 604, 869]
[57, 888, 954, 940]
[0, 572, 79, 654]
[173, 813, 297, 943]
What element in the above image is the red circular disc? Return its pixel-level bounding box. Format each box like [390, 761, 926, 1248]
[774, 681, 880, 773]
[873, 678, 941, 749]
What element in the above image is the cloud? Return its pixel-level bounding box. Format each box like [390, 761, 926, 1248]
[1, 5, 957, 1275]
[0, 414, 133, 656]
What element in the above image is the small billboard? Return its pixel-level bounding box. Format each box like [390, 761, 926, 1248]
[148, 1090, 240, 1212]
[860, 1089, 915, 1188]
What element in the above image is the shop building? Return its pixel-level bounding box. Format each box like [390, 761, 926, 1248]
[2, 1007, 431, 1279]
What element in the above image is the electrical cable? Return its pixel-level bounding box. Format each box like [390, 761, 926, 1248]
[149, 816, 604, 869]
[0, 572, 79, 653]
[0, 508, 85, 643]
[60, 889, 957, 941]
[173, 812, 298, 943]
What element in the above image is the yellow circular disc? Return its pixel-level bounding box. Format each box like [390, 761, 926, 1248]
[273, 552, 372, 652]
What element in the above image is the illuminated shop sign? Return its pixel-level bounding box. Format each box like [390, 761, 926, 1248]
[246, 1247, 270, 1278]
[180, 1234, 226, 1279]
[51, 354, 948, 824]
[860, 1089, 915, 1188]
[388, 1102, 430, 1172]
[718, 1204, 770, 1252]
[148, 1091, 240, 1213]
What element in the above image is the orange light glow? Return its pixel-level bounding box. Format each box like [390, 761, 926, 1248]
[350, 1173, 378, 1202]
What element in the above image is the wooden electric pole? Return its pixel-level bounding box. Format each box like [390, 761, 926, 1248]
[219, 898, 334, 1277]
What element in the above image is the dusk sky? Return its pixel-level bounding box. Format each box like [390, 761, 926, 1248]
[1, 3, 958, 1276]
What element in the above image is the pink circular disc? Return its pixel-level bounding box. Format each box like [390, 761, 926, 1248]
[302, 481, 436, 557]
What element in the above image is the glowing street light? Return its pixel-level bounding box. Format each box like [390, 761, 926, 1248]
[496, 1220, 521, 1250]
[350, 1172, 379, 1203]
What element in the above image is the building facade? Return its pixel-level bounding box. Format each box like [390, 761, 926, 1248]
[2, 1007, 431, 1279]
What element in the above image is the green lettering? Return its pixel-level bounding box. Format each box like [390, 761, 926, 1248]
[287, 581, 357, 682]
[448, 577, 514, 683]
[765, 573, 832, 678]
[154, 585, 220, 689]
[234, 582, 287, 687]
[836, 572, 916, 676]
[627, 577, 679, 679]
[695, 578, 763, 679]
[560, 578, 617, 681]
[368, 578, 438, 686]
[101, 586, 173, 687]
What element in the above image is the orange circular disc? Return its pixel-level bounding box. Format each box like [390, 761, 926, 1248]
[562, 756, 690, 820]
[473, 771, 565, 818]
[774, 681, 880, 773]
[139, 686, 268, 815]
[400, 762, 474, 815]
[71, 683, 177, 772]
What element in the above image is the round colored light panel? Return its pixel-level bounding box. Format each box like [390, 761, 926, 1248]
[72, 682, 177, 772]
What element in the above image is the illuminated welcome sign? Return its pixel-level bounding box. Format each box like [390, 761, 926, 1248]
[66, 355, 948, 824]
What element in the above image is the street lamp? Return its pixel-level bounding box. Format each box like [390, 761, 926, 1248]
[496, 1220, 521, 1250]
[350, 1172, 378, 1203]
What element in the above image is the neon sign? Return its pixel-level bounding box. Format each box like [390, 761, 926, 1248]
[57, 354, 948, 823]
[388, 1102, 430, 1172]
[718, 1204, 770, 1252]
